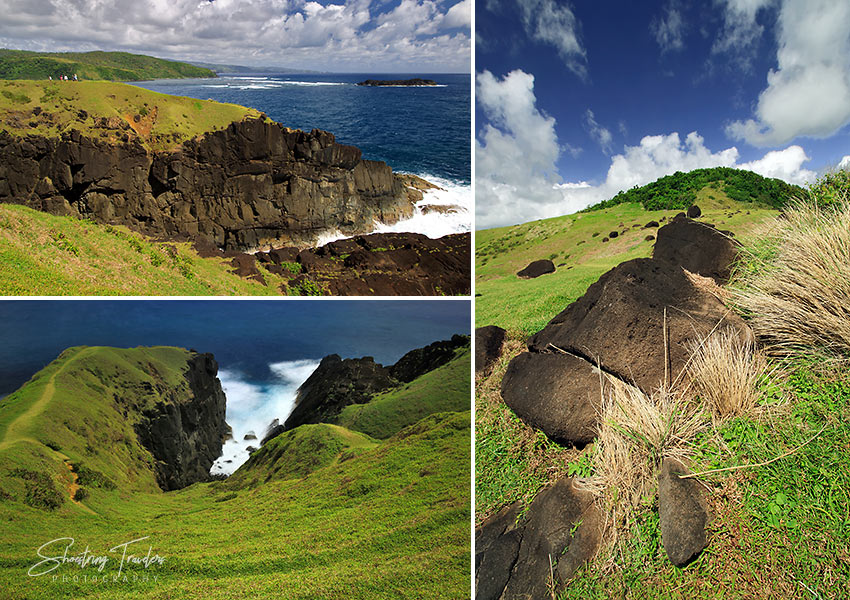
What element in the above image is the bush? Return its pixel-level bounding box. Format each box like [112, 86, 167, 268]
[10, 468, 64, 510]
[73, 487, 89, 501]
[71, 464, 116, 490]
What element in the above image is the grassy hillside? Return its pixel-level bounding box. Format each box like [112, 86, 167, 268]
[0, 49, 215, 81]
[0, 348, 471, 599]
[0, 79, 259, 152]
[476, 182, 783, 337]
[0, 204, 298, 295]
[335, 346, 471, 439]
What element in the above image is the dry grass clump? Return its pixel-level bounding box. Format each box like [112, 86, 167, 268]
[732, 198, 850, 358]
[579, 378, 705, 532]
[687, 327, 767, 422]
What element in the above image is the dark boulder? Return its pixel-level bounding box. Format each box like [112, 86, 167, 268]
[229, 254, 266, 285]
[390, 334, 469, 383]
[653, 217, 740, 283]
[602, 237, 609, 242]
[687, 204, 702, 218]
[500, 352, 609, 446]
[475, 326, 506, 376]
[517, 259, 555, 279]
[476, 477, 602, 599]
[645, 235, 655, 241]
[644, 220, 659, 228]
[658, 458, 709, 567]
[527, 258, 752, 394]
[609, 231, 619, 238]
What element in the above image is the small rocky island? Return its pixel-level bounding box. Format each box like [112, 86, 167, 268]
[357, 78, 438, 86]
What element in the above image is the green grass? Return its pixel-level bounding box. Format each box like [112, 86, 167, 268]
[475, 200, 777, 336]
[0, 348, 471, 599]
[0, 79, 259, 152]
[225, 424, 379, 488]
[0, 204, 293, 295]
[0, 49, 215, 82]
[335, 347, 471, 439]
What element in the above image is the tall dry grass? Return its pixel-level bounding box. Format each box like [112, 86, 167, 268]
[732, 198, 850, 358]
[686, 327, 767, 422]
[579, 378, 705, 533]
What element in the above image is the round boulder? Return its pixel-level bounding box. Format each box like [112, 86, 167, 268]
[516, 259, 556, 279]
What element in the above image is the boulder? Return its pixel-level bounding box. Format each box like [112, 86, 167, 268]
[644, 220, 659, 228]
[475, 325, 506, 376]
[687, 204, 702, 218]
[476, 477, 602, 600]
[500, 352, 609, 446]
[527, 258, 752, 394]
[609, 231, 619, 238]
[517, 259, 555, 279]
[658, 458, 709, 567]
[653, 217, 740, 283]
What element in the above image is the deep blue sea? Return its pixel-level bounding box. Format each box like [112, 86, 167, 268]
[133, 73, 470, 183]
[0, 300, 470, 471]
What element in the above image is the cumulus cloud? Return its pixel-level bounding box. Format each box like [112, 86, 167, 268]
[726, 0, 850, 146]
[515, 0, 586, 78]
[652, 1, 686, 53]
[0, 0, 470, 72]
[583, 109, 613, 155]
[476, 69, 817, 229]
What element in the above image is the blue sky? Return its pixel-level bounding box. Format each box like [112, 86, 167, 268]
[476, 0, 850, 228]
[0, 0, 471, 72]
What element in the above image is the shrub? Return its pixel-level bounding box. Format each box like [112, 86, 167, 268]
[71, 464, 116, 490]
[73, 487, 89, 501]
[10, 468, 65, 510]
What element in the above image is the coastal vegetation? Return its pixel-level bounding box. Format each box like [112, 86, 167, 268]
[0, 342, 471, 599]
[0, 49, 215, 81]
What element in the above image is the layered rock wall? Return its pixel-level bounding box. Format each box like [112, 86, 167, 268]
[0, 118, 413, 250]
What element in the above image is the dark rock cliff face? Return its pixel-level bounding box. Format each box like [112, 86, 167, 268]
[390, 334, 469, 383]
[134, 352, 228, 491]
[282, 355, 396, 431]
[0, 118, 414, 250]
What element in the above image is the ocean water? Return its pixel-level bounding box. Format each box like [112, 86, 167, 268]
[133, 73, 471, 239]
[0, 300, 471, 474]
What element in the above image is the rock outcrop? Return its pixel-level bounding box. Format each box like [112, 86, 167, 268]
[390, 334, 469, 383]
[658, 458, 710, 566]
[134, 352, 228, 491]
[253, 231, 470, 295]
[475, 477, 603, 599]
[0, 118, 416, 250]
[283, 355, 396, 431]
[475, 325, 506, 376]
[653, 216, 740, 283]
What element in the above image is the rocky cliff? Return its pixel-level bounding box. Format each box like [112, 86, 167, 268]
[134, 352, 228, 490]
[0, 117, 415, 250]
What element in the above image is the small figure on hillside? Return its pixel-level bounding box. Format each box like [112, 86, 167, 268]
[74, 74, 78, 81]
[48, 75, 52, 81]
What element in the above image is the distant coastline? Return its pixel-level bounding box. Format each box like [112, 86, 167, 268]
[357, 78, 438, 87]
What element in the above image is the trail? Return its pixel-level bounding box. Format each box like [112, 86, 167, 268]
[0, 348, 98, 515]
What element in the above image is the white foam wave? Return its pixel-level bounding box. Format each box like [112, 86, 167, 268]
[314, 175, 470, 245]
[210, 358, 320, 476]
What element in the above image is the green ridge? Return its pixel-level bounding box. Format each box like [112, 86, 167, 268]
[0, 49, 215, 81]
[335, 346, 472, 439]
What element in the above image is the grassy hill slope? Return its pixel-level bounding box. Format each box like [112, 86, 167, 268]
[335, 346, 471, 439]
[0, 49, 215, 81]
[476, 173, 787, 336]
[0, 79, 259, 152]
[0, 347, 471, 599]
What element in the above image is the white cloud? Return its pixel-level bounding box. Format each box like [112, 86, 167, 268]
[583, 109, 613, 155]
[652, 2, 685, 53]
[712, 0, 774, 59]
[476, 69, 817, 229]
[516, 0, 586, 78]
[0, 0, 471, 72]
[726, 0, 850, 146]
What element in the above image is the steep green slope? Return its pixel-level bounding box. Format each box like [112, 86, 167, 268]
[0, 350, 471, 599]
[0, 49, 215, 81]
[476, 174, 789, 336]
[0, 79, 259, 152]
[335, 346, 471, 439]
[0, 204, 293, 295]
